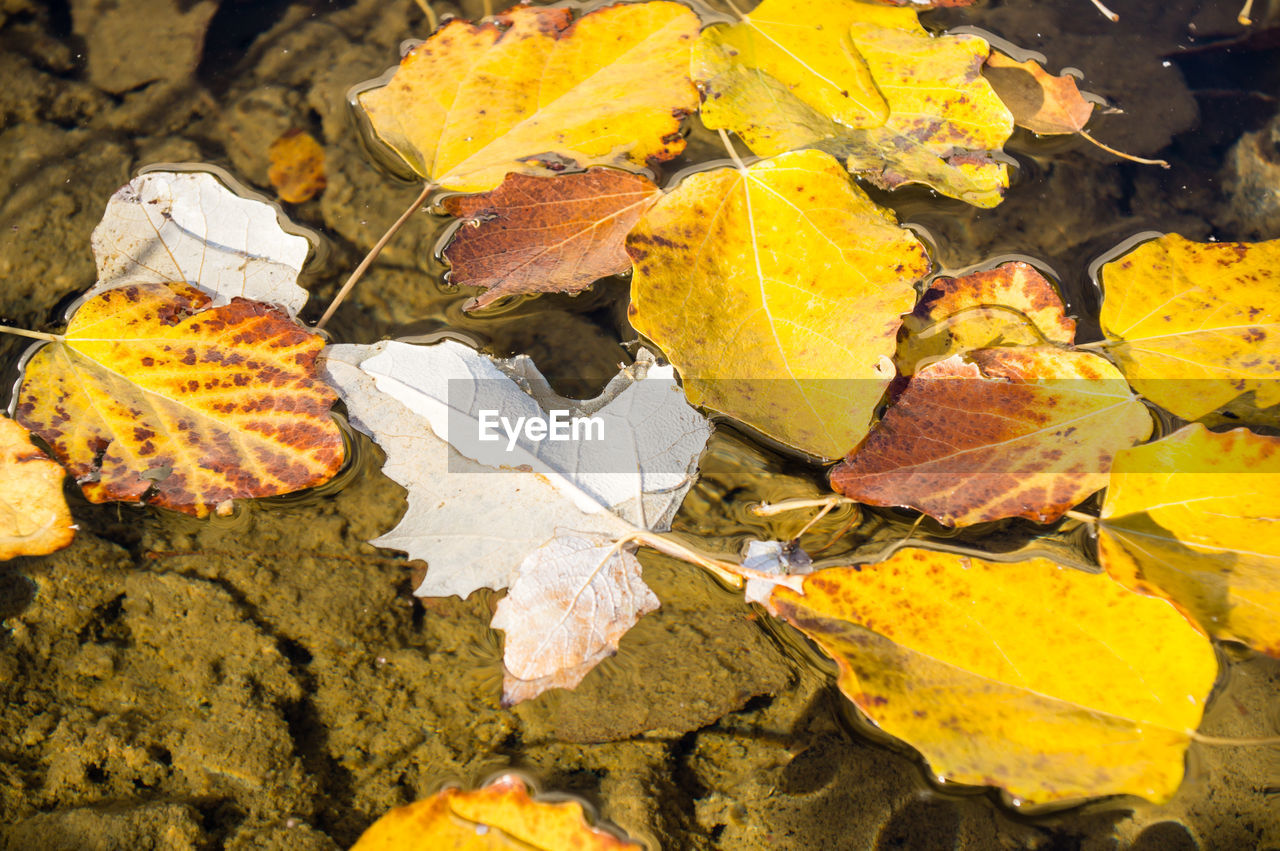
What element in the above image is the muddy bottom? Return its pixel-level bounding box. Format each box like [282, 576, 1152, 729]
[2, 0, 1279, 848]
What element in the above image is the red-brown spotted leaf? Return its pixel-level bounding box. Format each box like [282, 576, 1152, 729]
[443, 169, 662, 311]
[984, 53, 1094, 136]
[15, 282, 344, 518]
[831, 347, 1152, 526]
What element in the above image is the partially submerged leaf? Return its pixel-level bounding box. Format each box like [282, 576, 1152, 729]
[0, 417, 74, 560]
[323, 341, 710, 701]
[984, 53, 1094, 135]
[357, 2, 700, 191]
[352, 772, 641, 850]
[832, 347, 1152, 526]
[897, 261, 1076, 374]
[88, 171, 311, 316]
[15, 283, 343, 518]
[627, 149, 930, 459]
[1098, 234, 1280, 419]
[442, 169, 662, 311]
[767, 549, 1217, 803]
[1099, 424, 1280, 655]
[694, 0, 1014, 207]
[267, 129, 327, 204]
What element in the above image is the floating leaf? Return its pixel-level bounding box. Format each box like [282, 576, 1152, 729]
[766, 549, 1217, 803]
[357, 2, 699, 192]
[1098, 234, 1280, 420]
[984, 53, 1094, 135]
[352, 772, 640, 850]
[0, 417, 74, 561]
[1099, 424, 1280, 656]
[831, 347, 1152, 526]
[267, 129, 327, 204]
[693, 0, 1014, 207]
[323, 342, 710, 701]
[896, 261, 1076, 374]
[627, 149, 930, 460]
[87, 171, 311, 317]
[442, 169, 662, 311]
[15, 283, 343, 518]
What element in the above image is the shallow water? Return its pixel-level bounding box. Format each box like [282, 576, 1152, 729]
[1, 0, 1279, 848]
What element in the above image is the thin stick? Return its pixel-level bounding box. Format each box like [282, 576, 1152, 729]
[753, 496, 859, 517]
[1064, 509, 1098, 525]
[1073, 340, 1111, 353]
[0, 325, 61, 342]
[483, 0, 493, 17]
[1079, 131, 1170, 169]
[411, 0, 438, 31]
[717, 128, 747, 171]
[1192, 731, 1280, 746]
[1087, 0, 1119, 21]
[316, 181, 435, 330]
[625, 528, 745, 587]
[1238, 0, 1254, 25]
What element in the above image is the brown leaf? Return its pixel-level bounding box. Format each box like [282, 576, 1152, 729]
[831, 347, 1152, 526]
[268, 129, 327, 204]
[984, 52, 1094, 136]
[443, 169, 662, 311]
[16, 282, 344, 517]
[0, 417, 74, 560]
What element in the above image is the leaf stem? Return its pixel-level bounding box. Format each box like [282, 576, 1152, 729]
[753, 496, 859, 517]
[1192, 731, 1280, 746]
[1086, 0, 1119, 21]
[0, 324, 61, 343]
[717, 128, 747, 171]
[411, 0, 437, 31]
[1073, 340, 1111, 353]
[316, 181, 436, 330]
[1079, 131, 1170, 169]
[625, 528, 745, 588]
[723, 0, 747, 20]
[1238, 0, 1254, 25]
[1064, 509, 1098, 525]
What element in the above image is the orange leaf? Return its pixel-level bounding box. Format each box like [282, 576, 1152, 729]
[443, 169, 662, 311]
[984, 52, 1094, 135]
[0, 417, 74, 560]
[766, 550, 1217, 803]
[15, 283, 344, 518]
[351, 772, 641, 850]
[897, 261, 1076, 373]
[831, 347, 1152, 525]
[267, 129, 327, 204]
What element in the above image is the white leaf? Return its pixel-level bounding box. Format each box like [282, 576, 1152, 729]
[492, 531, 660, 706]
[86, 171, 311, 315]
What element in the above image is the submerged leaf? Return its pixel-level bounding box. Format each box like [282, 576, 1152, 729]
[832, 347, 1152, 526]
[627, 149, 929, 459]
[694, 0, 1014, 207]
[352, 772, 641, 850]
[767, 549, 1217, 803]
[15, 283, 343, 518]
[1099, 424, 1280, 656]
[0, 417, 74, 561]
[88, 171, 311, 316]
[1098, 234, 1280, 419]
[896, 261, 1076, 374]
[357, 2, 699, 191]
[323, 342, 710, 701]
[442, 169, 663, 311]
[984, 53, 1094, 135]
[267, 129, 327, 204]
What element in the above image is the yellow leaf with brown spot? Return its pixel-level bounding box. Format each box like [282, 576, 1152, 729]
[767, 549, 1217, 803]
[15, 282, 344, 518]
[267, 129, 327, 204]
[357, 2, 699, 192]
[351, 773, 641, 850]
[984, 52, 1094, 135]
[1099, 424, 1280, 656]
[694, 0, 1014, 207]
[0, 417, 73, 560]
[896, 261, 1076, 374]
[627, 149, 930, 460]
[1098, 234, 1280, 420]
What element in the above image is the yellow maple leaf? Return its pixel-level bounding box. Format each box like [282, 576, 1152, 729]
[627, 149, 930, 460]
[1098, 234, 1280, 420]
[352, 773, 640, 850]
[1099, 424, 1280, 656]
[694, 0, 1014, 207]
[357, 2, 700, 192]
[0, 417, 74, 561]
[15, 283, 344, 518]
[767, 549, 1217, 803]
